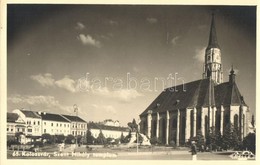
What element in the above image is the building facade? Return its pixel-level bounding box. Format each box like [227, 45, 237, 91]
[40, 112, 71, 136]
[9, 109, 87, 138]
[13, 109, 42, 137]
[139, 15, 252, 146]
[62, 115, 87, 136]
[7, 112, 26, 137]
[88, 122, 129, 139]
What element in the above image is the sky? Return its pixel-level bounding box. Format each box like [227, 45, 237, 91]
[7, 5, 256, 126]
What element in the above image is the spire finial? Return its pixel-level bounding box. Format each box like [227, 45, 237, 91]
[230, 64, 235, 75]
[207, 12, 220, 50]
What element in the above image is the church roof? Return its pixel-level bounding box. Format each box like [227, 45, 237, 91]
[215, 82, 247, 107]
[140, 79, 246, 116]
[207, 14, 220, 50]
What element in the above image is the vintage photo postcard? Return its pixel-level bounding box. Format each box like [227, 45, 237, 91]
[0, 0, 257, 164]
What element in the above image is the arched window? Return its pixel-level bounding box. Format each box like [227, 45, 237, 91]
[190, 110, 194, 137]
[234, 114, 239, 131]
[152, 120, 157, 137]
[225, 113, 230, 125]
[197, 110, 201, 130]
[205, 115, 209, 135]
[161, 118, 166, 143]
[171, 117, 177, 143]
[172, 118, 177, 129]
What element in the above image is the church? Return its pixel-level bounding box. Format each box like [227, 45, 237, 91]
[139, 14, 251, 146]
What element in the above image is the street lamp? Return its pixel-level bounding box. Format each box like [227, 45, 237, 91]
[73, 104, 78, 146]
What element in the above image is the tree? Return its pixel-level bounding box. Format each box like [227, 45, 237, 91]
[231, 127, 242, 150]
[42, 133, 52, 143]
[243, 133, 255, 154]
[195, 130, 205, 151]
[55, 134, 65, 143]
[222, 124, 232, 150]
[120, 132, 125, 143]
[76, 135, 83, 144]
[96, 130, 106, 145]
[65, 134, 75, 144]
[15, 132, 24, 142]
[86, 129, 94, 144]
[215, 130, 223, 150]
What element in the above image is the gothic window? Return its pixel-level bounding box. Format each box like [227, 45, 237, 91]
[207, 55, 211, 61]
[161, 118, 166, 143]
[205, 115, 209, 135]
[152, 120, 157, 137]
[172, 118, 177, 129]
[181, 115, 186, 144]
[225, 113, 230, 125]
[216, 112, 221, 131]
[190, 110, 194, 137]
[234, 114, 239, 131]
[197, 111, 201, 130]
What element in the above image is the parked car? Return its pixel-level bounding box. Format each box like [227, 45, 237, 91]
[229, 151, 255, 160]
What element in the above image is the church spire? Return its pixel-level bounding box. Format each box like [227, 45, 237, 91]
[207, 13, 220, 50]
[203, 13, 223, 84]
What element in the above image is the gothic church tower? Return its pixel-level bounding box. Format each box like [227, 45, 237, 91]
[203, 14, 223, 84]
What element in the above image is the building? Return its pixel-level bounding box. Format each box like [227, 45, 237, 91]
[7, 112, 26, 137]
[40, 112, 71, 136]
[62, 115, 87, 136]
[13, 109, 42, 137]
[139, 14, 252, 146]
[9, 109, 87, 138]
[88, 122, 129, 139]
[103, 119, 120, 127]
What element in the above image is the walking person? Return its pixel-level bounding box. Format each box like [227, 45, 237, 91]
[191, 141, 197, 160]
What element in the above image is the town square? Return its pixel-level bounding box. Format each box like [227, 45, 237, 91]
[1, 3, 256, 162]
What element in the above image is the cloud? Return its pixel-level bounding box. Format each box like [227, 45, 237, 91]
[31, 74, 77, 93]
[55, 76, 76, 93]
[103, 105, 116, 114]
[93, 87, 143, 102]
[113, 89, 143, 102]
[171, 36, 180, 45]
[77, 34, 101, 48]
[8, 95, 72, 113]
[146, 17, 158, 24]
[30, 73, 55, 87]
[91, 104, 116, 114]
[193, 47, 206, 63]
[75, 22, 85, 30]
[31, 73, 142, 102]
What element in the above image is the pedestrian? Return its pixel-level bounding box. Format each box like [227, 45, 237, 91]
[191, 141, 197, 160]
